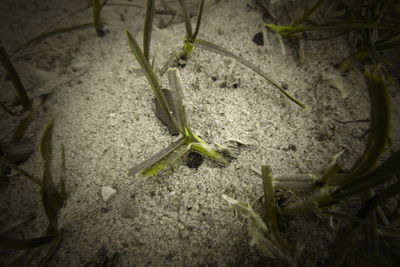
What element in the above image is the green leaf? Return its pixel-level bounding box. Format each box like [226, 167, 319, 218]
[40, 121, 64, 235]
[193, 38, 306, 108]
[167, 68, 189, 137]
[0, 156, 41, 186]
[191, 142, 228, 166]
[128, 137, 189, 178]
[333, 74, 390, 194]
[143, 0, 155, 61]
[126, 31, 182, 134]
[190, 0, 205, 43]
[178, 0, 193, 39]
[0, 235, 54, 250]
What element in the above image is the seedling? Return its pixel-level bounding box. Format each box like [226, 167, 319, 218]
[126, 32, 228, 178]
[87, 0, 109, 36]
[177, 0, 205, 59]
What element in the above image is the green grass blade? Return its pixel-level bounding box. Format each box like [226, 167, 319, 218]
[143, 0, 155, 61]
[0, 156, 41, 186]
[266, 21, 400, 36]
[167, 68, 189, 136]
[126, 31, 182, 134]
[0, 39, 32, 110]
[40, 121, 64, 235]
[178, 0, 193, 39]
[0, 235, 54, 250]
[190, 0, 205, 43]
[191, 142, 228, 166]
[128, 137, 189, 178]
[261, 165, 294, 254]
[193, 38, 306, 108]
[0, 215, 36, 236]
[339, 73, 390, 185]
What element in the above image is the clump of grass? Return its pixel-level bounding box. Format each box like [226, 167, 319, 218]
[0, 39, 32, 111]
[0, 120, 67, 265]
[264, 0, 400, 73]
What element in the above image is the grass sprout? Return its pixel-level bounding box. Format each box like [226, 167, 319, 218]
[178, 0, 205, 59]
[193, 39, 306, 108]
[87, 0, 109, 37]
[127, 32, 227, 178]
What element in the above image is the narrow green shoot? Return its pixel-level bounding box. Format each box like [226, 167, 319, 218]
[40, 121, 65, 235]
[0, 236, 54, 250]
[143, 0, 155, 61]
[290, 0, 325, 27]
[193, 39, 306, 108]
[0, 156, 41, 186]
[0, 39, 32, 110]
[88, 0, 109, 36]
[12, 109, 37, 142]
[0, 215, 36, 236]
[178, 0, 205, 58]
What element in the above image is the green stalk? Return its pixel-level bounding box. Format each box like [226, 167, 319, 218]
[143, 0, 155, 61]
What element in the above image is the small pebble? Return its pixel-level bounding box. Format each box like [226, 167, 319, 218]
[101, 186, 117, 202]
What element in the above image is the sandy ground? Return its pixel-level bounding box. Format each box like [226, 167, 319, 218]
[1, 0, 399, 266]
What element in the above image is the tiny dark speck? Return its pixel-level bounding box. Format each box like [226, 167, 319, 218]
[187, 152, 203, 169]
[252, 32, 264, 46]
[211, 76, 217, 81]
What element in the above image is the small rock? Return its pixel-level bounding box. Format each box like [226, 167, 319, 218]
[252, 32, 264, 46]
[101, 186, 117, 202]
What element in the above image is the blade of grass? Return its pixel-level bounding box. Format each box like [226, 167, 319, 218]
[193, 38, 306, 108]
[40, 121, 64, 235]
[189, 0, 205, 43]
[128, 136, 189, 178]
[167, 68, 189, 137]
[126, 31, 182, 134]
[178, 0, 193, 39]
[0, 156, 41, 186]
[261, 165, 294, 254]
[0, 39, 32, 110]
[143, 0, 155, 61]
[266, 21, 400, 36]
[191, 142, 228, 166]
[60, 144, 67, 200]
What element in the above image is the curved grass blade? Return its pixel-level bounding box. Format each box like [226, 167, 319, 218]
[338, 73, 390, 186]
[40, 121, 64, 235]
[266, 21, 400, 36]
[143, 0, 155, 61]
[190, 0, 205, 43]
[193, 39, 306, 108]
[0, 156, 41, 186]
[127, 31, 182, 134]
[0, 39, 32, 110]
[0, 235, 54, 250]
[60, 144, 67, 200]
[178, 0, 193, 39]
[191, 142, 228, 166]
[128, 137, 189, 178]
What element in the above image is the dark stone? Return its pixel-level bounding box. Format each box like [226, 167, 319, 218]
[186, 152, 203, 169]
[252, 32, 264, 46]
[211, 76, 217, 81]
